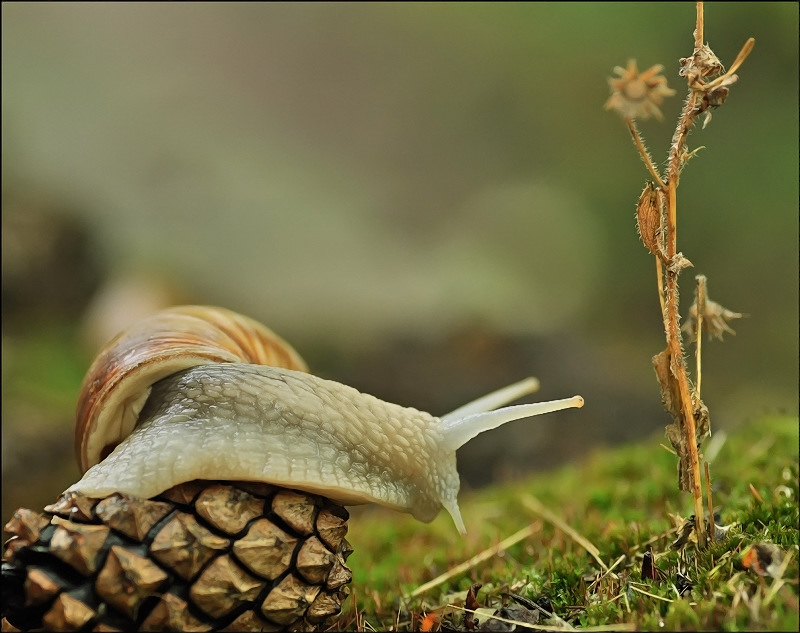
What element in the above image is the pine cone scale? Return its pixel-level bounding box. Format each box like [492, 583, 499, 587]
[2, 480, 352, 631]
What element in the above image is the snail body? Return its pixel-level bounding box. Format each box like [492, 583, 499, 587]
[70, 306, 584, 535]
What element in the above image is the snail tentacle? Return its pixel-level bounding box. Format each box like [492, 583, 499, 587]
[440, 396, 585, 453]
[441, 377, 540, 423]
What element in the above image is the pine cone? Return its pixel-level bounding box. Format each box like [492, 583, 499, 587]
[1, 480, 352, 632]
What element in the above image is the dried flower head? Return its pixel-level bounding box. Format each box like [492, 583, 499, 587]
[680, 44, 725, 80]
[605, 60, 676, 121]
[683, 298, 744, 341]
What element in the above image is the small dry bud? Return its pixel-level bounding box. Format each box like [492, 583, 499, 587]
[605, 60, 676, 121]
[680, 44, 725, 79]
[636, 182, 664, 257]
[668, 252, 693, 274]
[698, 74, 740, 128]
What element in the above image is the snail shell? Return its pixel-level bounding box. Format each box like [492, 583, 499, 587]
[70, 306, 584, 534]
[75, 305, 307, 472]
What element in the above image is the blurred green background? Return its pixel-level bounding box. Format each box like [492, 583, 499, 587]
[2, 3, 797, 526]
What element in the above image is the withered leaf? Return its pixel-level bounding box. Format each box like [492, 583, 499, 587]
[671, 516, 696, 550]
[465, 583, 482, 631]
[653, 348, 692, 492]
[641, 549, 659, 581]
[670, 513, 735, 550]
[636, 182, 664, 259]
[675, 569, 693, 597]
[478, 594, 542, 632]
[693, 396, 711, 442]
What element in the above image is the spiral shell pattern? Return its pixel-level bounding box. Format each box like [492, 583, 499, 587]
[75, 305, 308, 472]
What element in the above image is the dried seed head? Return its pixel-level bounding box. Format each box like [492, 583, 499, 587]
[605, 60, 676, 121]
[680, 44, 725, 79]
[636, 181, 664, 257]
[667, 252, 693, 274]
[683, 298, 744, 342]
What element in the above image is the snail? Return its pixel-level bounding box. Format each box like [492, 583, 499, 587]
[2, 305, 586, 630]
[69, 305, 584, 535]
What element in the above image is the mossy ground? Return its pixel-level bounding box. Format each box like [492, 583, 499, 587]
[337, 415, 799, 631]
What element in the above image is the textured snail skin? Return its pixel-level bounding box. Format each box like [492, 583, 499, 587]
[71, 364, 461, 529]
[70, 364, 583, 535]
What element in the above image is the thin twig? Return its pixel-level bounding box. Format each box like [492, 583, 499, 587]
[587, 555, 627, 594]
[695, 274, 707, 397]
[656, 257, 666, 316]
[629, 523, 682, 554]
[694, 1, 703, 49]
[522, 495, 609, 572]
[450, 606, 638, 632]
[764, 551, 795, 606]
[704, 461, 714, 542]
[628, 584, 674, 603]
[409, 522, 541, 597]
[625, 118, 666, 189]
[704, 38, 756, 91]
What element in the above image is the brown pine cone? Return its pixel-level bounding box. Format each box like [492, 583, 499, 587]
[1, 480, 352, 632]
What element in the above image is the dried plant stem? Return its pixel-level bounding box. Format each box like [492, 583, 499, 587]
[705, 37, 755, 93]
[704, 461, 714, 542]
[409, 522, 541, 598]
[626, 116, 667, 313]
[694, 1, 704, 49]
[610, 2, 753, 551]
[659, 3, 753, 550]
[661, 4, 706, 547]
[523, 495, 609, 572]
[626, 118, 665, 189]
[695, 275, 708, 397]
[451, 606, 624, 632]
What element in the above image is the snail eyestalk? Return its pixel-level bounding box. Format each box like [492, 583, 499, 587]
[441, 395, 585, 453]
[442, 377, 540, 423]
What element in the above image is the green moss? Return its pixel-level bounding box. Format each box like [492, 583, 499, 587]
[339, 415, 800, 631]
